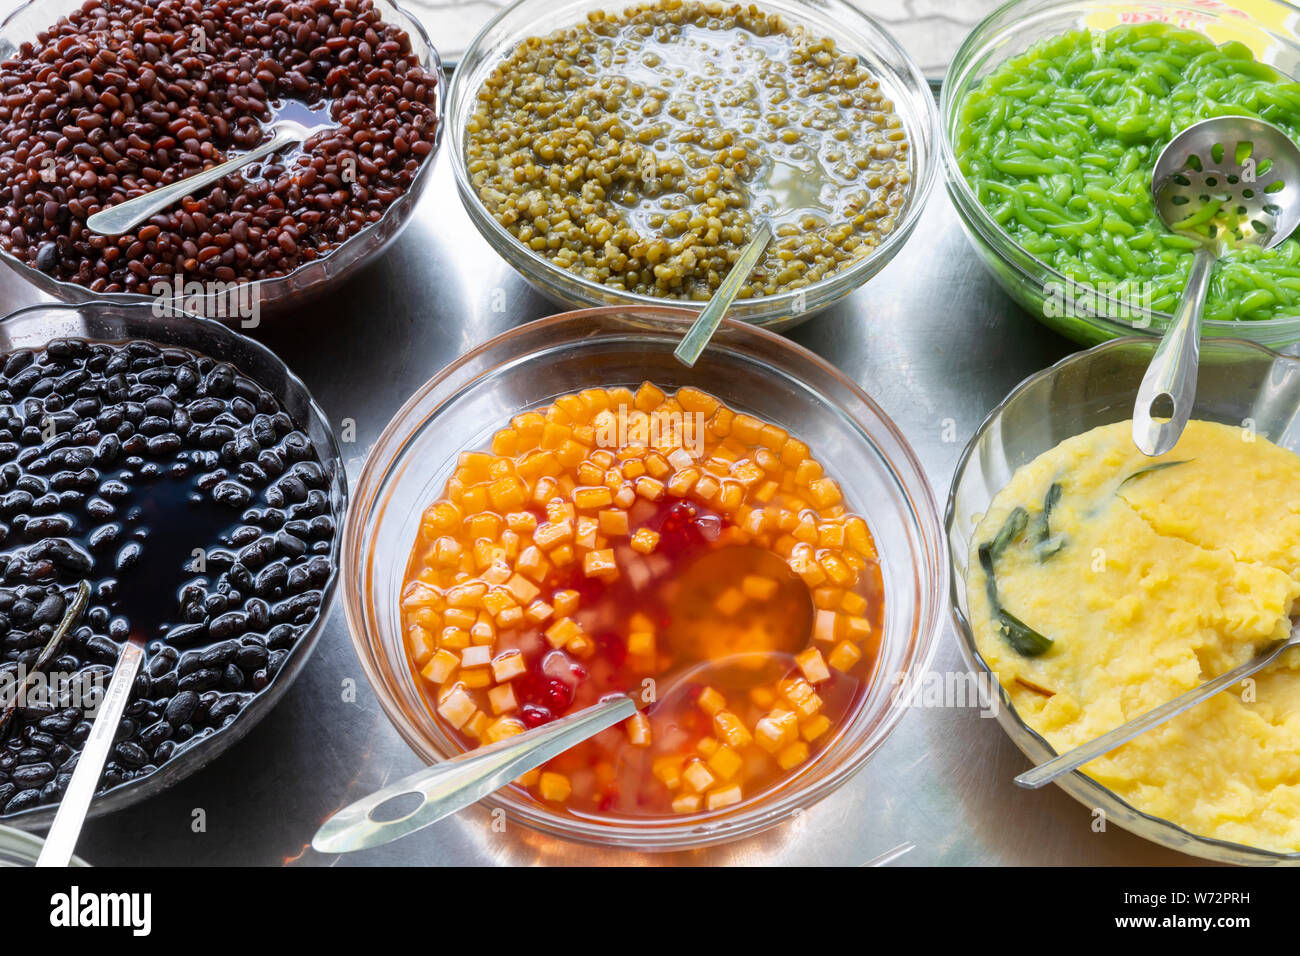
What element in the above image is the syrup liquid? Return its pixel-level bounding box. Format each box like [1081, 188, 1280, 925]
[434, 497, 883, 817]
[594, 23, 877, 233]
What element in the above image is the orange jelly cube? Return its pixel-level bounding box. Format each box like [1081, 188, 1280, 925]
[713, 710, 753, 749]
[400, 383, 883, 820]
[582, 548, 617, 577]
[539, 772, 571, 802]
[491, 650, 526, 682]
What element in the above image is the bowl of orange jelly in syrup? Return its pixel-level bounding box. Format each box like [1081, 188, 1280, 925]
[343, 308, 944, 850]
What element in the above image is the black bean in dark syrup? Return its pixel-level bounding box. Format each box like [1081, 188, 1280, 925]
[0, 338, 335, 815]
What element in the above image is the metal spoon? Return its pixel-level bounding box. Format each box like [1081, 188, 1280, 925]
[674, 222, 772, 367]
[314, 546, 813, 854]
[36, 635, 144, 867]
[314, 656, 787, 855]
[1015, 621, 1300, 790]
[311, 695, 637, 854]
[86, 98, 337, 237]
[1133, 116, 1300, 456]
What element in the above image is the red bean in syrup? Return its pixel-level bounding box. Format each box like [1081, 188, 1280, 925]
[0, 0, 440, 293]
[0, 337, 337, 814]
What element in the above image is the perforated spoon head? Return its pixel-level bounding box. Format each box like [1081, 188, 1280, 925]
[1133, 118, 1300, 458]
[1152, 115, 1300, 252]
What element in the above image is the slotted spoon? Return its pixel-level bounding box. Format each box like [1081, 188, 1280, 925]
[1133, 116, 1300, 456]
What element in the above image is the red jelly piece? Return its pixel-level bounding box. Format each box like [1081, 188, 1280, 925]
[544, 678, 574, 712]
[520, 703, 554, 728]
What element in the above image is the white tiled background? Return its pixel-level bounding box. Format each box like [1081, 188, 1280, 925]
[405, 0, 1005, 75]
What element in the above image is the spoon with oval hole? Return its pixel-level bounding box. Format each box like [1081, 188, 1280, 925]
[1132, 117, 1300, 456]
[1016, 620, 1300, 790]
[86, 98, 337, 237]
[312, 544, 811, 854]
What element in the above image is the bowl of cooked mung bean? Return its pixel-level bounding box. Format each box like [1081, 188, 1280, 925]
[943, 0, 1300, 348]
[0, 0, 445, 321]
[447, 0, 937, 330]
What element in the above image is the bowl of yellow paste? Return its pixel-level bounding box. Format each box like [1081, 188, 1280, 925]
[947, 335, 1300, 864]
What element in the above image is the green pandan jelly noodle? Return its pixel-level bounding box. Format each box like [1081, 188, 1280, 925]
[956, 23, 1300, 324]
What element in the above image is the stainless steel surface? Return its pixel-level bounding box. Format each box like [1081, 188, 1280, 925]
[1134, 116, 1300, 456]
[0, 150, 1201, 865]
[36, 642, 144, 867]
[1017, 624, 1300, 791]
[675, 224, 773, 367]
[863, 841, 915, 866]
[313, 697, 638, 854]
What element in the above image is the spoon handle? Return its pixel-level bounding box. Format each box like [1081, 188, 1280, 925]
[1132, 245, 1215, 457]
[674, 222, 772, 368]
[1015, 633, 1297, 790]
[86, 128, 302, 237]
[36, 640, 144, 867]
[312, 696, 637, 855]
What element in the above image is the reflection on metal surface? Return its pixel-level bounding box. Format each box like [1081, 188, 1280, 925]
[862, 841, 915, 866]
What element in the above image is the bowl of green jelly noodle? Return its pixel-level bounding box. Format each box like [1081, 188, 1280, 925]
[943, 0, 1300, 347]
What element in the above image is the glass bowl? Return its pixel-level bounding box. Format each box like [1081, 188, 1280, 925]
[0, 301, 348, 829]
[446, 0, 938, 331]
[0, 0, 445, 321]
[343, 305, 946, 851]
[941, 0, 1300, 348]
[946, 335, 1300, 865]
[0, 823, 87, 866]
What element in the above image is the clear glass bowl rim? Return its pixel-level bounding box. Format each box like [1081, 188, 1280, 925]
[445, 0, 940, 326]
[945, 333, 1300, 865]
[343, 304, 948, 851]
[939, 0, 1300, 340]
[0, 822, 88, 866]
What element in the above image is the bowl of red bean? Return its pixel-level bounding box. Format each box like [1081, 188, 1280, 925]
[0, 0, 444, 320]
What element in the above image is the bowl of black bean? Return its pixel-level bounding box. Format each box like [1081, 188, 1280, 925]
[0, 301, 346, 826]
[0, 0, 444, 320]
